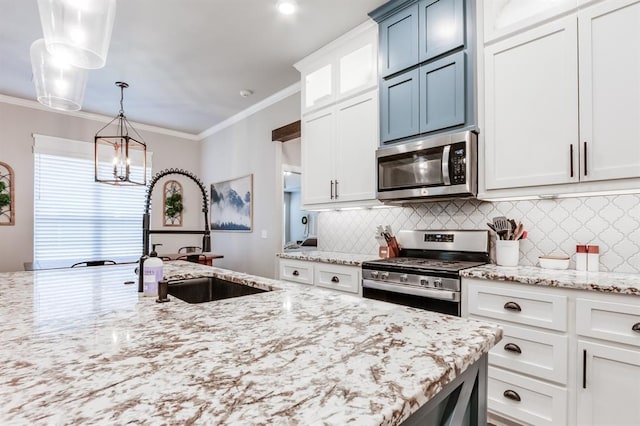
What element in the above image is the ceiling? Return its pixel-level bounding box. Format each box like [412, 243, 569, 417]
[0, 0, 387, 135]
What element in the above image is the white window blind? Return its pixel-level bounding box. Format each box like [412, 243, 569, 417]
[33, 135, 151, 267]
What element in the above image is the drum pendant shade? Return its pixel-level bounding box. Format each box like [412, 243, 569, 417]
[30, 38, 88, 111]
[37, 0, 117, 69]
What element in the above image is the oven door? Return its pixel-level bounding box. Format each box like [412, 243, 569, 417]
[362, 279, 460, 316]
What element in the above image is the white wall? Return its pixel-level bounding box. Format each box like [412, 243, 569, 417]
[200, 92, 300, 278]
[0, 101, 201, 272]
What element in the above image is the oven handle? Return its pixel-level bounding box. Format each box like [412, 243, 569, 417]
[442, 145, 451, 186]
[362, 279, 460, 302]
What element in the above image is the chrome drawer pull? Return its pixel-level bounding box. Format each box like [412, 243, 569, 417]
[503, 301, 522, 312]
[632, 322, 640, 333]
[331, 276, 340, 283]
[503, 390, 521, 402]
[292, 270, 299, 277]
[504, 343, 522, 354]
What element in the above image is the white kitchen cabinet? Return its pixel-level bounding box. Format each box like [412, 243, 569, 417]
[463, 277, 571, 424]
[463, 276, 640, 426]
[296, 21, 379, 209]
[487, 367, 568, 426]
[575, 296, 640, 425]
[481, 0, 640, 196]
[484, 17, 579, 190]
[301, 108, 336, 205]
[577, 341, 640, 425]
[301, 90, 379, 207]
[315, 263, 360, 294]
[483, 0, 577, 43]
[278, 258, 362, 296]
[578, 0, 640, 183]
[279, 259, 314, 286]
[296, 21, 377, 115]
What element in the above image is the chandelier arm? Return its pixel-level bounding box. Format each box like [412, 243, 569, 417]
[122, 116, 147, 144]
[95, 114, 122, 135]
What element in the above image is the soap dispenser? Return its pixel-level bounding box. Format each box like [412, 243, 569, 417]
[143, 243, 164, 297]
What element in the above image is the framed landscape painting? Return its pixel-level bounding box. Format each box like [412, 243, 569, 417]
[210, 174, 253, 232]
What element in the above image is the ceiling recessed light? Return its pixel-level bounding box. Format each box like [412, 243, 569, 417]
[277, 0, 297, 15]
[239, 89, 254, 98]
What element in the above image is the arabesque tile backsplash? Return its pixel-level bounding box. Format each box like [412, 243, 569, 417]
[317, 194, 640, 274]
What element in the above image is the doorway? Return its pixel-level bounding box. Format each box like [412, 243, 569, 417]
[282, 167, 317, 251]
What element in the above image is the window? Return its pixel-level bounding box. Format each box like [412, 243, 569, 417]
[33, 135, 151, 268]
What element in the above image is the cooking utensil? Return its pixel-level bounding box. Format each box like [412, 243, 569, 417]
[508, 219, 517, 240]
[512, 223, 524, 240]
[492, 216, 510, 240]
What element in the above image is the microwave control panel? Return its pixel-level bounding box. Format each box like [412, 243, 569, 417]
[450, 142, 466, 185]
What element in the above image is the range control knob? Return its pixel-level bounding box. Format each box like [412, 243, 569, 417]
[399, 274, 408, 283]
[420, 279, 428, 287]
[380, 272, 390, 280]
[370, 271, 379, 278]
[434, 279, 442, 288]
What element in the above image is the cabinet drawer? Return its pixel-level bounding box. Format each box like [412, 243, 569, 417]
[279, 260, 314, 285]
[315, 264, 360, 294]
[467, 284, 568, 331]
[576, 297, 640, 348]
[486, 322, 568, 385]
[488, 367, 567, 426]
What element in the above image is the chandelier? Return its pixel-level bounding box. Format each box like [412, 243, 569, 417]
[94, 82, 147, 186]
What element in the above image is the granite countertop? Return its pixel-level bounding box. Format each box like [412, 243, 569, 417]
[277, 250, 379, 266]
[461, 264, 640, 296]
[1, 261, 501, 425]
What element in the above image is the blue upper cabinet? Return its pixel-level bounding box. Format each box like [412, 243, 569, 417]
[418, 0, 465, 62]
[381, 68, 420, 142]
[379, 4, 419, 78]
[370, 0, 474, 145]
[419, 51, 465, 132]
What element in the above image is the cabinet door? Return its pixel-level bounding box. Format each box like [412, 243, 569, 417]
[380, 68, 420, 143]
[483, 0, 577, 43]
[337, 27, 377, 100]
[301, 108, 335, 205]
[379, 3, 419, 77]
[578, 0, 640, 182]
[302, 60, 334, 113]
[418, 0, 465, 62]
[577, 341, 640, 425]
[335, 91, 378, 203]
[484, 17, 579, 190]
[419, 50, 465, 133]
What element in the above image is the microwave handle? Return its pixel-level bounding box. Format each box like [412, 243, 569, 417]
[442, 145, 451, 186]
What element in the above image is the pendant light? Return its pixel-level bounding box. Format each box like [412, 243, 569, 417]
[94, 82, 147, 186]
[37, 0, 117, 69]
[30, 38, 88, 111]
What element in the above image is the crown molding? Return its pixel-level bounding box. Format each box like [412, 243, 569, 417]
[197, 82, 301, 140]
[0, 94, 200, 141]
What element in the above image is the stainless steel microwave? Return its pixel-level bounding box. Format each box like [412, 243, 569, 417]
[376, 130, 477, 202]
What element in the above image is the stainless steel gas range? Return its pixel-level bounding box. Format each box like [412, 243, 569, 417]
[361, 230, 490, 316]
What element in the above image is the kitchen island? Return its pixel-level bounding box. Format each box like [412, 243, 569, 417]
[0, 262, 501, 425]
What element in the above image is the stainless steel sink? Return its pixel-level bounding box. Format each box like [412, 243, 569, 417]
[166, 277, 267, 304]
